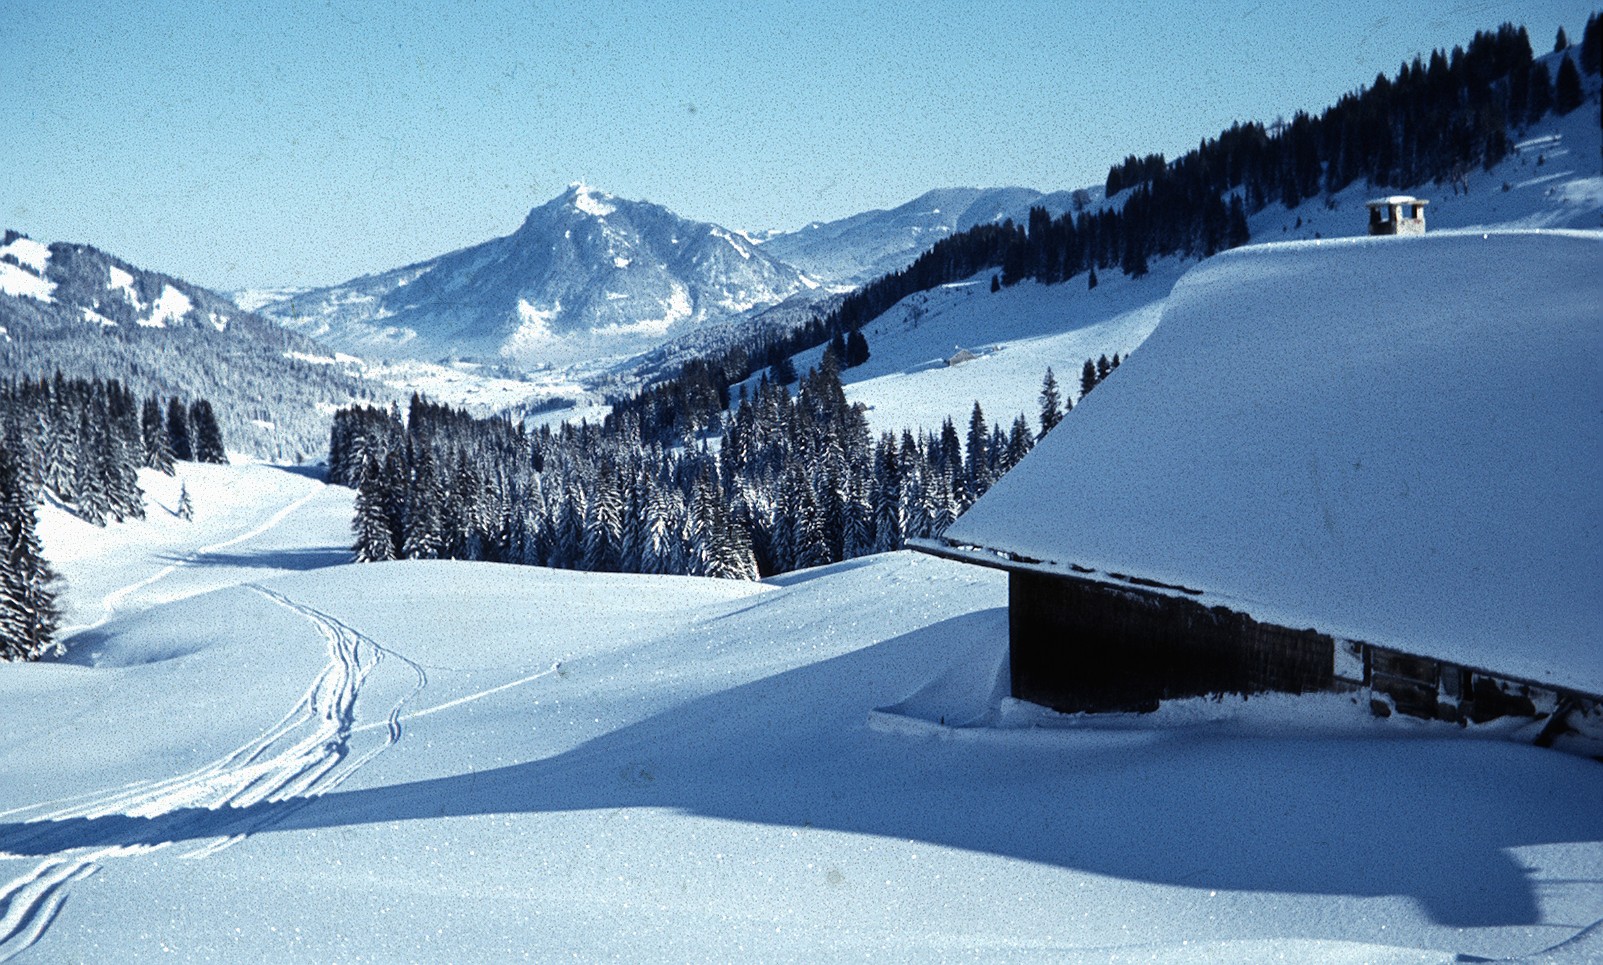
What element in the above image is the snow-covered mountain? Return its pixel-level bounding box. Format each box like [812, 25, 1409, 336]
[258, 184, 819, 368]
[759, 186, 1095, 285]
[0, 231, 382, 460]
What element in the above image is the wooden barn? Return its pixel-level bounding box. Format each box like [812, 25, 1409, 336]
[913, 231, 1603, 753]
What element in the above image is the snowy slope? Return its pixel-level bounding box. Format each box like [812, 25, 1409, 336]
[727, 264, 1174, 440]
[259, 185, 817, 369]
[753, 89, 1603, 444]
[0, 462, 1600, 961]
[946, 230, 1603, 695]
[850, 266, 1174, 436]
[761, 186, 1088, 285]
[34, 462, 353, 637]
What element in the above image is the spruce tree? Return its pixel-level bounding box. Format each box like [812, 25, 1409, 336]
[872, 435, 904, 553]
[1227, 196, 1250, 249]
[190, 400, 227, 464]
[843, 476, 875, 558]
[0, 446, 61, 661]
[845, 329, 870, 368]
[167, 398, 193, 462]
[141, 397, 175, 474]
[965, 402, 991, 497]
[769, 355, 798, 386]
[441, 454, 479, 560]
[402, 447, 444, 560]
[352, 457, 396, 562]
[1528, 60, 1554, 121]
[1555, 55, 1584, 115]
[790, 484, 829, 571]
[1080, 359, 1099, 399]
[988, 424, 1008, 481]
[381, 449, 408, 555]
[43, 393, 79, 503]
[583, 469, 624, 572]
[72, 410, 109, 526]
[105, 427, 145, 522]
[1038, 368, 1063, 438]
[1004, 415, 1034, 472]
[928, 475, 958, 537]
[1582, 13, 1601, 75]
[827, 331, 848, 369]
[176, 481, 194, 521]
[639, 484, 676, 575]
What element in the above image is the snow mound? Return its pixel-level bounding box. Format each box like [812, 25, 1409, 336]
[0, 234, 50, 273]
[947, 230, 1603, 694]
[140, 283, 193, 328]
[568, 182, 616, 217]
[0, 260, 55, 302]
[108, 264, 142, 308]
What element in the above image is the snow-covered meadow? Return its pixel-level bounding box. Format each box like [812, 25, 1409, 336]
[1, 445, 1600, 961]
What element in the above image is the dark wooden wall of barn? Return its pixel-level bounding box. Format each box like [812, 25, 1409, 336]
[1008, 571, 1336, 713]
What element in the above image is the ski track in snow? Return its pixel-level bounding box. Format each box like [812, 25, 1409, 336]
[0, 586, 426, 962]
[57, 483, 329, 639]
[350, 660, 559, 735]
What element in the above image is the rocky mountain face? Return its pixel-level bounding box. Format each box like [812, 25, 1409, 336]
[0, 230, 382, 461]
[758, 186, 1097, 285]
[258, 185, 819, 369]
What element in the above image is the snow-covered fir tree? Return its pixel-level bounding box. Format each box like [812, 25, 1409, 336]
[167, 398, 193, 462]
[328, 355, 1059, 581]
[142, 397, 176, 474]
[0, 445, 60, 661]
[190, 400, 228, 464]
[352, 455, 396, 562]
[0, 374, 217, 527]
[1038, 367, 1063, 438]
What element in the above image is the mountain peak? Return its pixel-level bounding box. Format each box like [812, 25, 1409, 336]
[263, 187, 815, 368]
[563, 182, 617, 218]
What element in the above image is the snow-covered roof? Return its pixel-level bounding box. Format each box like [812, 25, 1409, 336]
[1366, 195, 1428, 206]
[944, 230, 1603, 695]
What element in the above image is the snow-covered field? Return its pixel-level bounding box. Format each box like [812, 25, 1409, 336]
[354, 357, 598, 419]
[2, 460, 1600, 962]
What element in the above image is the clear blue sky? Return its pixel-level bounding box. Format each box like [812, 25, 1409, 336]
[2, 0, 1594, 290]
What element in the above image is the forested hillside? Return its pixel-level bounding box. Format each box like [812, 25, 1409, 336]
[328, 353, 1122, 580]
[1, 233, 384, 461]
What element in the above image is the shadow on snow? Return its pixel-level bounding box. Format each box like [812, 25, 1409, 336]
[157, 547, 351, 572]
[4, 610, 1599, 930]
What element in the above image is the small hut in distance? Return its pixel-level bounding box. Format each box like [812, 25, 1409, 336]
[1367, 196, 1428, 235]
